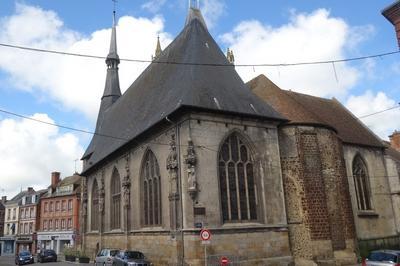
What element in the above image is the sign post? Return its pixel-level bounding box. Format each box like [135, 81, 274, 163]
[200, 229, 211, 266]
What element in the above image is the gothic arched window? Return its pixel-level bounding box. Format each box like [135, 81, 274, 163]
[218, 132, 257, 222]
[352, 155, 372, 211]
[91, 180, 99, 231]
[141, 150, 162, 226]
[110, 169, 121, 230]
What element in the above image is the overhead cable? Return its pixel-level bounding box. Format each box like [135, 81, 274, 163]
[0, 105, 398, 145]
[358, 104, 400, 119]
[0, 42, 399, 67]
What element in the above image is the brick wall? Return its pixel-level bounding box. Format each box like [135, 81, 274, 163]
[300, 133, 331, 240]
[279, 126, 357, 264]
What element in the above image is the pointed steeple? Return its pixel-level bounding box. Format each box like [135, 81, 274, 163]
[152, 35, 163, 61]
[101, 10, 121, 109]
[155, 35, 162, 58]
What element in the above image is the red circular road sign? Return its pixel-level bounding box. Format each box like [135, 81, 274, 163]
[220, 256, 229, 265]
[200, 229, 211, 241]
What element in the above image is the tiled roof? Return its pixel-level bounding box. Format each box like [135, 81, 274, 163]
[247, 74, 384, 148]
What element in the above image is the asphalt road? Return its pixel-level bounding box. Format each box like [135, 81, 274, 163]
[0, 255, 90, 266]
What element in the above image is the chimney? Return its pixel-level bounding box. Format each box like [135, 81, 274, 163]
[390, 130, 400, 152]
[1, 196, 6, 203]
[382, 2, 400, 49]
[51, 172, 61, 188]
[27, 187, 34, 193]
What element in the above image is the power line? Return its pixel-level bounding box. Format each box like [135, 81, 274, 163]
[0, 109, 128, 142]
[358, 104, 400, 119]
[0, 104, 398, 147]
[0, 42, 399, 67]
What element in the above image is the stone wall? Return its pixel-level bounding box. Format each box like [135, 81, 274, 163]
[83, 112, 291, 265]
[279, 126, 356, 265]
[384, 153, 400, 234]
[343, 145, 397, 240]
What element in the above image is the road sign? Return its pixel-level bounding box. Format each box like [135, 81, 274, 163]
[220, 256, 229, 265]
[200, 229, 211, 241]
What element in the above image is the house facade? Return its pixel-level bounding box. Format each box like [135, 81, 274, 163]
[0, 196, 5, 255]
[37, 172, 81, 254]
[16, 188, 45, 255]
[0, 191, 24, 255]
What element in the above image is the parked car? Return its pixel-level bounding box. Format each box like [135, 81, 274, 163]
[95, 248, 120, 266]
[112, 250, 151, 266]
[37, 249, 57, 263]
[366, 250, 400, 266]
[15, 250, 34, 265]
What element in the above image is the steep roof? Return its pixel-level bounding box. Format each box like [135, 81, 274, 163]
[82, 9, 285, 174]
[248, 74, 384, 148]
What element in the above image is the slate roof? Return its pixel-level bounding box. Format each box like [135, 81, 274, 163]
[43, 174, 81, 198]
[82, 9, 285, 174]
[247, 74, 384, 148]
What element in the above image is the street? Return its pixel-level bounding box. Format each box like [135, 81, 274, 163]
[0, 255, 90, 266]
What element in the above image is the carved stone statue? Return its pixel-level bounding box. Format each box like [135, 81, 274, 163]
[99, 175, 105, 214]
[122, 154, 131, 208]
[167, 134, 179, 195]
[185, 138, 198, 200]
[81, 177, 88, 216]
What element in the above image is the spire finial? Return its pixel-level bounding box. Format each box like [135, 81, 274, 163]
[112, 0, 117, 25]
[152, 35, 163, 61]
[189, 0, 200, 9]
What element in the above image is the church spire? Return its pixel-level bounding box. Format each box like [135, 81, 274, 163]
[101, 10, 121, 109]
[152, 35, 163, 61]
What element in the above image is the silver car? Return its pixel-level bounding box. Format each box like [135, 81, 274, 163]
[113, 250, 152, 266]
[95, 248, 120, 266]
[366, 250, 400, 266]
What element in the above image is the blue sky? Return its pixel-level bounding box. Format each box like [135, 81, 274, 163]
[0, 0, 399, 197]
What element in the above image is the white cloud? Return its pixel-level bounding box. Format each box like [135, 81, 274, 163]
[142, 0, 167, 13]
[221, 9, 373, 98]
[0, 113, 84, 198]
[0, 3, 172, 119]
[201, 0, 226, 28]
[346, 91, 400, 140]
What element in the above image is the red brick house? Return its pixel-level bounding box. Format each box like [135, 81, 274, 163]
[37, 172, 81, 254]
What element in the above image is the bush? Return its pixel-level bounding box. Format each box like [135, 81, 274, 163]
[77, 250, 89, 259]
[63, 246, 78, 257]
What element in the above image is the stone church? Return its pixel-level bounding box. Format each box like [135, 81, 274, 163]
[80, 4, 400, 266]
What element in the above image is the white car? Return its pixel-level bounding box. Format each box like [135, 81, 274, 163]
[94, 248, 120, 266]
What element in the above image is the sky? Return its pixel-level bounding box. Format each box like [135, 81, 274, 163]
[0, 0, 399, 198]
